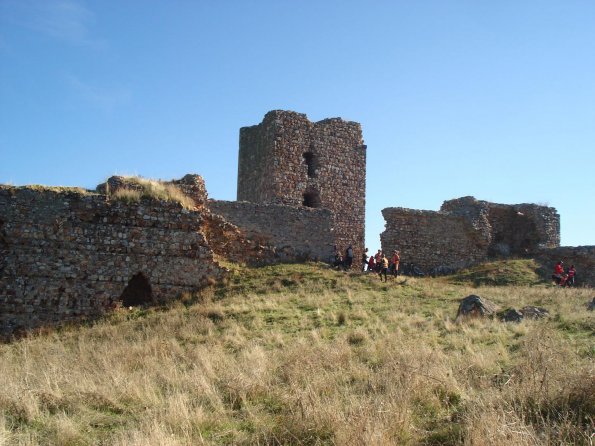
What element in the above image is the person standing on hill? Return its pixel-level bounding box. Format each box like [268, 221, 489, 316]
[552, 261, 565, 285]
[379, 254, 389, 282]
[374, 249, 383, 272]
[390, 250, 401, 277]
[367, 255, 376, 272]
[565, 265, 576, 287]
[345, 245, 354, 269]
[361, 248, 369, 272]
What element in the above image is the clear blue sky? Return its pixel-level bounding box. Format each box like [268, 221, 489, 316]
[1, 0, 594, 250]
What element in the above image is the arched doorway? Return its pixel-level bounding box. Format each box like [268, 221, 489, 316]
[120, 272, 152, 306]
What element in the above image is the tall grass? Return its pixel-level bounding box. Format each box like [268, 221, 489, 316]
[0, 262, 593, 445]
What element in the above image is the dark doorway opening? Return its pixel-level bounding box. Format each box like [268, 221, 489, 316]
[120, 272, 152, 306]
[303, 189, 321, 208]
[303, 152, 317, 178]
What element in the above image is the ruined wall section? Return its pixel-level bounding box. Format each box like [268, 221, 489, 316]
[382, 196, 562, 274]
[441, 197, 560, 257]
[208, 200, 335, 263]
[202, 212, 277, 266]
[237, 110, 366, 264]
[0, 186, 224, 336]
[381, 208, 488, 271]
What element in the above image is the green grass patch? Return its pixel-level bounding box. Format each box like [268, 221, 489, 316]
[447, 258, 544, 286]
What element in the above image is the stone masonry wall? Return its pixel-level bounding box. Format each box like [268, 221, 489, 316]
[441, 196, 560, 256]
[238, 110, 366, 265]
[382, 196, 561, 274]
[0, 186, 224, 336]
[381, 207, 488, 272]
[237, 117, 277, 204]
[208, 199, 335, 263]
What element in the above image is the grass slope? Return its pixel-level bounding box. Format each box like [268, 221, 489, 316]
[1, 261, 593, 445]
[447, 259, 543, 287]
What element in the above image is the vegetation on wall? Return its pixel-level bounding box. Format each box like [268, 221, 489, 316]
[107, 176, 195, 209]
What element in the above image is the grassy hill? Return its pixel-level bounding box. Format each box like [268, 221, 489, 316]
[1, 261, 593, 445]
[447, 259, 544, 287]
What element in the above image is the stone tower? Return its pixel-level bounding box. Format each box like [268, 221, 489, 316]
[238, 110, 366, 263]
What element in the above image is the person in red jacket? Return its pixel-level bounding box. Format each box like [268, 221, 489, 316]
[565, 265, 576, 287]
[552, 261, 565, 285]
[367, 255, 376, 272]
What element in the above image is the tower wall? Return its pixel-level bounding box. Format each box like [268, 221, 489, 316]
[238, 110, 366, 263]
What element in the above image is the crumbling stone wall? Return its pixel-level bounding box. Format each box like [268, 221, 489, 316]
[381, 208, 488, 272]
[202, 212, 277, 266]
[0, 185, 225, 336]
[381, 196, 561, 273]
[441, 196, 560, 256]
[97, 174, 334, 266]
[238, 110, 366, 264]
[208, 200, 335, 263]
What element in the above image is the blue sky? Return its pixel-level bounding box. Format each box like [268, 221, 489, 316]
[1, 0, 594, 249]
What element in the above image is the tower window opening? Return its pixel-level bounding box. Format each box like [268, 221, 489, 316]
[303, 189, 321, 208]
[303, 152, 317, 178]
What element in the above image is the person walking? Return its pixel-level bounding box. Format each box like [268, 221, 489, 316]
[374, 249, 383, 273]
[361, 248, 369, 272]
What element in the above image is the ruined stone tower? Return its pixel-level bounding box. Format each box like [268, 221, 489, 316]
[238, 110, 366, 262]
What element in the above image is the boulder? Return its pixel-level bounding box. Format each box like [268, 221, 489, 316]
[456, 295, 499, 321]
[520, 306, 549, 319]
[500, 308, 524, 322]
[499, 306, 549, 323]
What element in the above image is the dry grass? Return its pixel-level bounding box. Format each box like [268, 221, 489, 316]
[107, 176, 195, 209]
[1, 262, 593, 445]
[0, 185, 91, 196]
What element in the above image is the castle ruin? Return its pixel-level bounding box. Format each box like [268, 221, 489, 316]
[1, 109, 593, 337]
[237, 110, 367, 263]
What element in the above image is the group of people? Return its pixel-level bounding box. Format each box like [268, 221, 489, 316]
[552, 261, 576, 287]
[337, 248, 578, 287]
[334, 246, 401, 282]
[361, 248, 401, 282]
